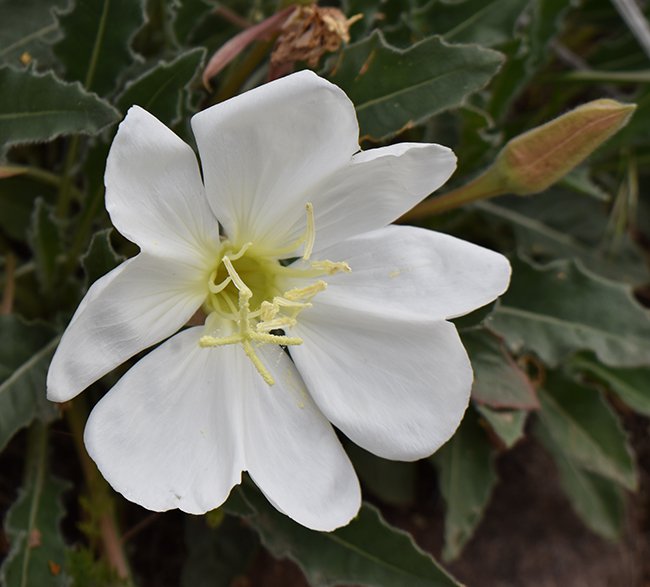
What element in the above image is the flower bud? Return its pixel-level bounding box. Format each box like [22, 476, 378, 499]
[494, 99, 636, 195]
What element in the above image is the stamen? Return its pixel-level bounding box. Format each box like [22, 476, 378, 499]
[222, 256, 251, 295]
[208, 270, 232, 294]
[256, 316, 297, 332]
[284, 280, 327, 301]
[242, 341, 275, 385]
[228, 241, 253, 261]
[311, 260, 351, 274]
[302, 203, 315, 260]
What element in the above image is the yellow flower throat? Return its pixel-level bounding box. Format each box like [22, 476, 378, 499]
[199, 203, 350, 385]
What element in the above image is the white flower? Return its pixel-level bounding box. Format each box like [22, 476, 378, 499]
[47, 71, 510, 531]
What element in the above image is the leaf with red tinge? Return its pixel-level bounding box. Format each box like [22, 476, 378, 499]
[463, 328, 538, 409]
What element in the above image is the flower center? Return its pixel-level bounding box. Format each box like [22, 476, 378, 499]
[199, 203, 350, 385]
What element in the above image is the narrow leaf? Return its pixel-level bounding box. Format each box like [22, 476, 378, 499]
[536, 423, 625, 541]
[117, 48, 205, 126]
[0, 316, 59, 451]
[433, 410, 498, 561]
[81, 229, 123, 289]
[537, 371, 637, 490]
[0, 67, 119, 149]
[476, 404, 527, 449]
[54, 0, 145, 95]
[330, 31, 503, 140]
[28, 199, 61, 292]
[462, 328, 538, 409]
[491, 257, 650, 367]
[1, 422, 70, 587]
[239, 486, 460, 587]
[570, 355, 650, 417]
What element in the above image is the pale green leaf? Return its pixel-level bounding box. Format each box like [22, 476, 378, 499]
[476, 405, 528, 449]
[433, 410, 498, 561]
[537, 371, 637, 490]
[0, 0, 67, 66]
[81, 229, 123, 289]
[54, 0, 145, 95]
[462, 328, 538, 409]
[330, 31, 504, 140]
[1, 422, 70, 587]
[239, 486, 460, 587]
[491, 257, 650, 367]
[536, 422, 625, 541]
[116, 48, 205, 126]
[0, 67, 119, 149]
[570, 355, 650, 417]
[0, 316, 59, 452]
[28, 199, 61, 292]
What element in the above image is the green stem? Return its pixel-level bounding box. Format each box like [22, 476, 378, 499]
[56, 137, 81, 219]
[66, 398, 133, 583]
[19, 421, 49, 587]
[1, 165, 84, 202]
[400, 166, 507, 221]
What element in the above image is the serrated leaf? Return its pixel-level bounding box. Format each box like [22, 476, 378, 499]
[54, 0, 145, 95]
[491, 257, 650, 367]
[81, 229, 123, 289]
[116, 48, 205, 126]
[476, 191, 649, 285]
[0, 0, 67, 66]
[330, 31, 503, 140]
[0, 316, 59, 451]
[28, 199, 61, 292]
[476, 404, 527, 448]
[463, 328, 538, 409]
[537, 371, 637, 490]
[181, 515, 258, 587]
[570, 355, 650, 417]
[536, 422, 625, 541]
[239, 486, 460, 587]
[0, 67, 119, 149]
[433, 410, 498, 561]
[1, 422, 70, 587]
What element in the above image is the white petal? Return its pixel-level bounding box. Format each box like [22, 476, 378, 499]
[84, 327, 244, 514]
[286, 225, 511, 322]
[279, 143, 457, 253]
[291, 309, 472, 461]
[243, 345, 360, 531]
[105, 106, 219, 261]
[191, 71, 359, 247]
[47, 254, 207, 402]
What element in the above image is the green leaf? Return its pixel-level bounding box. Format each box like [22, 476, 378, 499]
[116, 48, 205, 126]
[570, 355, 650, 417]
[54, 0, 145, 95]
[330, 31, 504, 140]
[28, 199, 61, 292]
[537, 371, 637, 490]
[0, 67, 119, 149]
[0, 316, 59, 452]
[433, 409, 498, 561]
[476, 404, 527, 449]
[1, 422, 70, 587]
[239, 487, 460, 587]
[462, 328, 538, 409]
[491, 257, 650, 367]
[181, 515, 258, 587]
[345, 442, 417, 506]
[536, 422, 625, 541]
[0, 0, 67, 67]
[81, 229, 123, 289]
[476, 191, 649, 285]
[439, 0, 531, 47]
